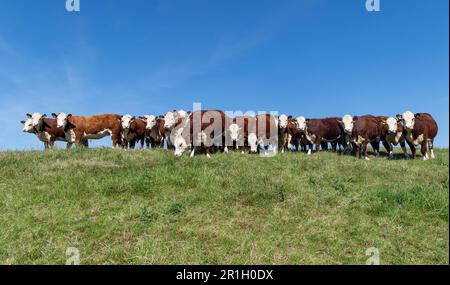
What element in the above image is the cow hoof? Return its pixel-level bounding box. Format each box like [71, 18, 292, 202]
[206, 153, 211, 159]
[241, 151, 245, 154]
[364, 157, 370, 161]
[423, 156, 429, 161]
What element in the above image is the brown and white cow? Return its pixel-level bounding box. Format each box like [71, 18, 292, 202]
[379, 116, 409, 159]
[140, 115, 165, 148]
[163, 110, 190, 149]
[398, 111, 438, 160]
[246, 114, 278, 155]
[173, 110, 227, 157]
[226, 115, 257, 153]
[277, 114, 289, 153]
[21, 113, 87, 149]
[120, 115, 149, 149]
[294, 116, 343, 155]
[348, 115, 393, 160]
[52, 113, 122, 148]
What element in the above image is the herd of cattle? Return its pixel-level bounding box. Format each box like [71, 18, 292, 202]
[21, 110, 438, 160]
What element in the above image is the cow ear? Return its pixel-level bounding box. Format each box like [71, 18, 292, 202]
[26, 113, 32, 118]
[51, 113, 58, 118]
[132, 116, 136, 121]
[288, 115, 293, 120]
[414, 113, 420, 118]
[67, 114, 72, 118]
[20, 120, 26, 124]
[306, 119, 310, 122]
[42, 114, 47, 118]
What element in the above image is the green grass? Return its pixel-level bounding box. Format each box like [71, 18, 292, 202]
[0, 148, 448, 264]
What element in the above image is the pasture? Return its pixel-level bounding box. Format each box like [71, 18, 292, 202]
[0, 148, 448, 264]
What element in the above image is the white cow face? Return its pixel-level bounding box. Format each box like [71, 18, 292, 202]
[53, 113, 72, 128]
[141, 115, 157, 130]
[29, 113, 46, 128]
[177, 110, 188, 119]
[278, 114, 288, 129]
[402, 111, 415, 130]
[121, 114, 135, 130]
[228, 123, 241, 142]
[174, 128, 188, 157]
[295, 116, 307, 131]
[342, 114, 354, 134]
[164, 112, 177, 129]
[386, 117, 398, 134]
[248, 133, 258, 153]
[21, 117, 35, 133]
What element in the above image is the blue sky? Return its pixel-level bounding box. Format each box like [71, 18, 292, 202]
[0, 0, 448, 150]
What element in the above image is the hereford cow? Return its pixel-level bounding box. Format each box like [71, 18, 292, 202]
[398, 111, 438, 160]
[246, 114, 278, 154]
[21, 113, 87, 149]
[382, 116, 409, 159]
[294, 116, 344, 155]
[226, 116, 257, 153]
[348, 115, 393, 160]
[120, 115, 149, 149]
[278, 114, 289, 153]
[52, 113, 122, 148]
[173, 110, 227, 157]
[163, 110, 190, 149]
[287, 116, 307, 152]
[140, 115, 164, 148]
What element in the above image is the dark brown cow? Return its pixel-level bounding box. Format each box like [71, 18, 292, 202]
[287, 117, 307, 152]
[120, 115, 149, 149]
[294, 116, 344, 155]
[350, 115, 393, 160]
[398, 111, 438, 160]
[52, 113, 122, 148]
[151, 116, 166, 148]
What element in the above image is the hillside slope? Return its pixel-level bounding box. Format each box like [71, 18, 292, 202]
[0, 148, 448, 264]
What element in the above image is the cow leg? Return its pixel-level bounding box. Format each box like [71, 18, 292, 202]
[371, 142, 380, 157]
[130, 140, 136, 150]
[400, 141, 409, 159]
[66, 142, 73, 149]
[406, 140, 416, 159]
[307, 143, 313, 155]
[48, 138, 55, 150]
[363, 142, 370, 160]
[111, 133, 121, 149]
[190, 147, 196, 158]
[331, 142, 337, 152]
[429, 140, 435, 159]
[355, 143, 361, 159]
[316, 137, 323, 153]
[421, 141, 429, 160]
[382, 141, 393, 159]
[44, 141, 49, 150]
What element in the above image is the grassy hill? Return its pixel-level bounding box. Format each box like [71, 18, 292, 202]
[0, 148, 448, 265]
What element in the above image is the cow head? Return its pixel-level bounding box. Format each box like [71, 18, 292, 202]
[295, 116, 307, 131]
[248, 133, 258, 153]
[176, 110, 188, 119]
[26, 113, 47, 129]
[52, 113, 72, 128]
[341, 114, 354, 134]
[386, 117, 399, 134]
[164, 111, 177, 129]
[120, 114, 135, 130]
[228, 123, 241, 142]
[278, 114, 288, 129]
[401, 111, 415, 130]
[173, 128, 188, 157]
[140, 115, 157, 130]
[21, 115, 35, 133]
